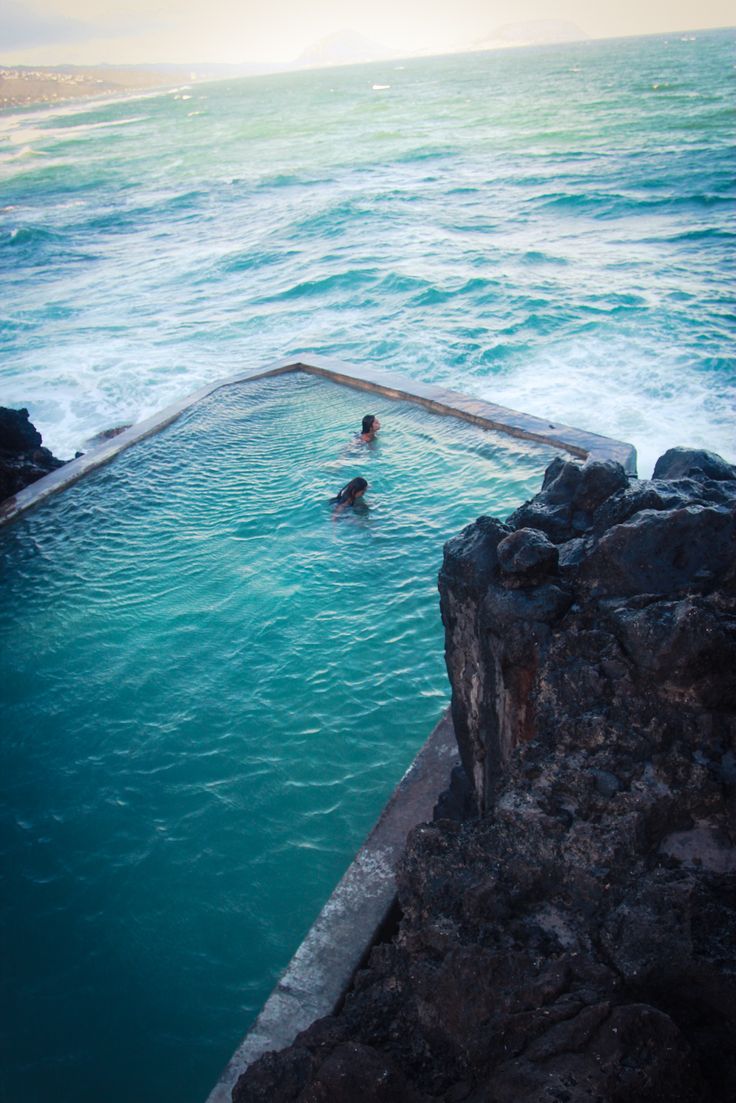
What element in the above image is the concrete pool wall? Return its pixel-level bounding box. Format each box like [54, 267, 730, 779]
[0, 354, 636, 528]
[0, 356, 636, 1101]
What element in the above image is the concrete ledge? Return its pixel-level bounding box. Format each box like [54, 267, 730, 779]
[0, 354, 636, 528]
[205, 709, 459, 1103]
[288, 356, 636, 471]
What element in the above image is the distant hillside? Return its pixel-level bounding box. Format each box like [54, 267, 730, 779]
[0, 65, 183, 109]
[294, 29, 393, 69]
[0, 61, 278, 110]
[475, 19, 588, 50]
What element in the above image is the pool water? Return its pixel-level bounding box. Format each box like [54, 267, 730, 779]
[0, 372, 557, 1103]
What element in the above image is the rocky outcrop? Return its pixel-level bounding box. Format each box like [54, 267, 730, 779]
[0, 407, 65, 503]
[440, 453, 736, 811]
[232, 448, 736, 1103]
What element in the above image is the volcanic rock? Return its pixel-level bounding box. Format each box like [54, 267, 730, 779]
[232, 447, 736, 1103]
[0, 407, 65, 503]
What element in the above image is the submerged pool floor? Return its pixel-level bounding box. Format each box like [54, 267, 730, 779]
[0, 373, 558, 1103]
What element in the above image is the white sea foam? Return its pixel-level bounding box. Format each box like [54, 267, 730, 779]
[1, 30, 733, 479]
[0, 145, 45, 162]
[1, 115, 147, 155]
[482, 335, 736, 478]
[6, 126, 51, 145]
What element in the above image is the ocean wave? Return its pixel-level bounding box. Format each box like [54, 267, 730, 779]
[395, 146, 458, 163]
[657, 227, 736, 244]
[78, 189, 211, 236]
[411, 276, 502, 306]
[253, 267, 381, 303]
[255, 172, 331, 190]
[374, 272, 432, 295]
[219, 248, 301, 275]
[57, 115, 149, 134]
[290, 200, 373, 238]
[534, 189, 734, 218]
[2, 224, 63, 247]
[519, 250, 569, 265]
[0, 144, 47, 163]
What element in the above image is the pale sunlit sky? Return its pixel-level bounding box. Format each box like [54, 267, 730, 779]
[0, 0, 733, 67]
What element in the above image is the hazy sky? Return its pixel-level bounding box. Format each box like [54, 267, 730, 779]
[0, 0, 733, 67]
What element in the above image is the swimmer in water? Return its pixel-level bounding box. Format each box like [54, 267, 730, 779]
[332, 477, 368, 516]
[358, 414, 381, 443]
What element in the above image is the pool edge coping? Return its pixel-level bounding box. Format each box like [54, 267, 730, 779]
[0, 354, 637, 528]
[205, 708, 459, 1103]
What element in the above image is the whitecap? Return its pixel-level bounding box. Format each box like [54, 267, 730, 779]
[481, 335, 736, 478]
[3, 145, 44, 161]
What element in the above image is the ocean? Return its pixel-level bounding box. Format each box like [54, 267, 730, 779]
[0, 28, 734, 1103]
[1, 28, 734, 476]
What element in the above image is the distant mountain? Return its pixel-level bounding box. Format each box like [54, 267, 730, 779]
[475, 19, 588, 50]
[293, 29, 393, 69]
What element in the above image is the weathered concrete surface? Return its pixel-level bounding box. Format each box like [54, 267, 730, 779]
[0, 356, 636, 527]
[207, 711, 459, 1103]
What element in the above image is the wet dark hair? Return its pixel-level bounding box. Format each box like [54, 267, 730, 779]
[333, 476, 368, 506]
[361, 415, 376, 435]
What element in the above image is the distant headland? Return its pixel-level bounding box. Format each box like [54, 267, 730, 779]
[0, 63, 262, 110]
[0, 20, 589, 111]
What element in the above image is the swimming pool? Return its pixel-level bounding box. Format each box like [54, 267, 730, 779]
[0, 371, 560, 1103]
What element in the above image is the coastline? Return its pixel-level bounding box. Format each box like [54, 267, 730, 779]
[0, 67, 193, 112]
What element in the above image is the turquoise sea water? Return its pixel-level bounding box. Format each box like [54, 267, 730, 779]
[1, 29, 734, 475]
[1, 373, 556, 1102]
[1, 29, 735, 1103]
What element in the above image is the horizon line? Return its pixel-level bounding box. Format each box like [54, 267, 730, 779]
[1, 22, 733, 76]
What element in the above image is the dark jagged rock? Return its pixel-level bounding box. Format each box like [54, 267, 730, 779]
[496, 528, 559, 584]
[507, 457, 630, 542]
[0, 407, 66, 503]
[0, 406, 43, 452]
[232, 447, 736, 1103]
[653, 447, 736, 483]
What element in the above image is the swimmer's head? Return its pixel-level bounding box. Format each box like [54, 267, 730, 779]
[336, 476, 368, 505]
[361, 415, 380, 435]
